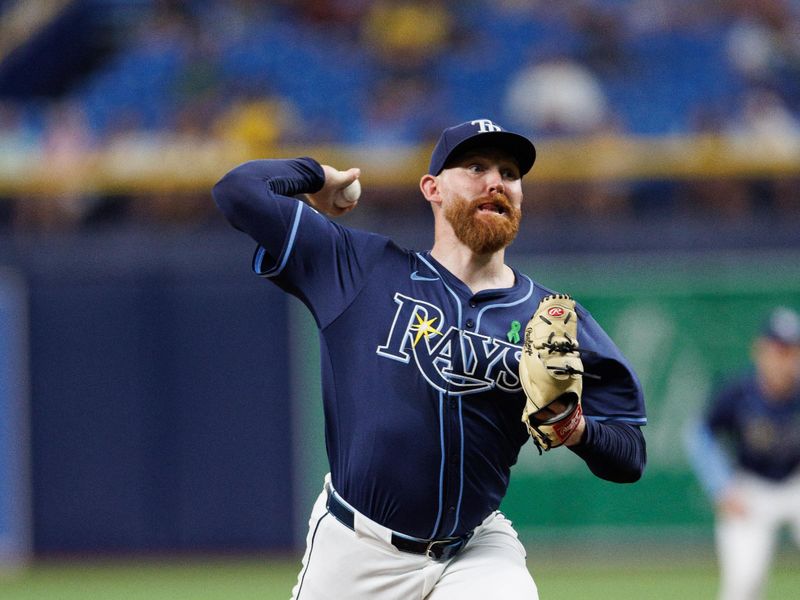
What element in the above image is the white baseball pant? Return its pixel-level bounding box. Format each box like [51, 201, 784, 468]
[291, 475, 538, 600]
[715, 471, 800, 600]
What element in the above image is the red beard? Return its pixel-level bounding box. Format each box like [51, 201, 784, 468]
[443, 193, 521, 254]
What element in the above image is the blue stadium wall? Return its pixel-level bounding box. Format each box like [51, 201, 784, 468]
[4, 220, 800, 556]
[2, 228, 295, 554]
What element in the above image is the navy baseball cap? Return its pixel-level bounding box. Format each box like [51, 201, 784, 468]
[761, 306, 800, 346]
[428, 119, 536, 176]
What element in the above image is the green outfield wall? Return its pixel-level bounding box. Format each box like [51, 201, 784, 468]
[505, 250, 800, 541]
[291, 249, 800, 546]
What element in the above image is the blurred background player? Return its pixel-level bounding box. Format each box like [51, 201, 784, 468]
[685, 306, 800, 600]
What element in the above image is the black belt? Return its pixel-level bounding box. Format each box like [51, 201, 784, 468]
[326, 488, 472, 562]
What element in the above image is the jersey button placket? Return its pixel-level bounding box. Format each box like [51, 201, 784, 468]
[467, 298, 477, 329]
[441, 388, 460, 536]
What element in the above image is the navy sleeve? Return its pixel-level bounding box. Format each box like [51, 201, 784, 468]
[567, 302, 647, 482]
[706, 383, 738, 434]
[576, 304, 646, 425]
[569, 420, 646, 483]
[213, 157, 325, 246]
[212, 157, 388, 328]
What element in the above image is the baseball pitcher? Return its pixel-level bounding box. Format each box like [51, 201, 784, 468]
[213, 119, 647, 599]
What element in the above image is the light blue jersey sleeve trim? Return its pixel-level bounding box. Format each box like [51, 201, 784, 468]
[683, 420, 733, 500]
[252, 202, 304, 278]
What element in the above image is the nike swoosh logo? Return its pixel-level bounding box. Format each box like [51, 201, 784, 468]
[410, 271, 440, 282]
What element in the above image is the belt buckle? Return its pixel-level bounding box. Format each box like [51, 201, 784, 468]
[425, 538, 464, 561]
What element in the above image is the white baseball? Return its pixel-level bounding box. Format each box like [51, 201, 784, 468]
[335, 178, 361, 208]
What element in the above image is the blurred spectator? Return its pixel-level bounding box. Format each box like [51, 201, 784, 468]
[13, 100, 100, 230]
[171, 39, 221, 117]
[361, 0, 453, 75]
[41, 101, 95, 175]
[503, 54, 611, 136]
[0, 101, 39, 228]
[725, 0, 800, 109]
[213, 93, 301, 152]
[359, 75, 446, 145]
[726, 87, 800, 162]
[567, 1, 629, 76]
[0, 101, 38, 177]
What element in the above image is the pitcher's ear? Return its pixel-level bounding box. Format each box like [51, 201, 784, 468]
[420, 174, 439, 202]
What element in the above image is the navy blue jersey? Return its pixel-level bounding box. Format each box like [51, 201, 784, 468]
[213, 158, 646, 539]
[706, 373, 800, 481]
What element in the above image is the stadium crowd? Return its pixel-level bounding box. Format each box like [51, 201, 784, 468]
[0, 0, 799, 229]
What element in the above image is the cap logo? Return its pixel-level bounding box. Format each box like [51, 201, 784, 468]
[471, 119, 502, 133]
[428, 118, 535, 176]
[547, 307, 565, 318]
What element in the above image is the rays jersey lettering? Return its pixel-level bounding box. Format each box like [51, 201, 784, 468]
[377, 293, 522, 395]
